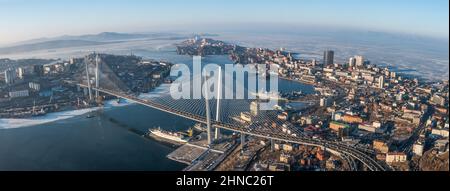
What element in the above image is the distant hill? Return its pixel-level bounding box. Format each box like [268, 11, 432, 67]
[55, 32, 152, 42]
[0, 40, 115, 54]
[10, 32, 184, 45]
[0, 32, 192, 55]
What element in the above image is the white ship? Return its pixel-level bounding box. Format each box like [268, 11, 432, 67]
[148, 127, 188, 144]
[250, 91, 282, 100]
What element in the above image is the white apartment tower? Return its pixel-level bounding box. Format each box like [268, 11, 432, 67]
[355, 56, 364, 67]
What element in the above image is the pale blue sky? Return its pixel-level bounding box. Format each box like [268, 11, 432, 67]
[0, 0, 448, 44]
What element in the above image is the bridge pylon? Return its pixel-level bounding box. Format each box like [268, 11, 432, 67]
[214, 66, 222, 140]
[204, 73, 212, 146]
[95, 53, 100, 98]
[85, 57, 93, 101]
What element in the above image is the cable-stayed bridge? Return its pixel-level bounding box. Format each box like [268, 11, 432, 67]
[68, 54, 387, 171]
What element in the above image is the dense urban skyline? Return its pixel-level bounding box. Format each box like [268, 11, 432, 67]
[0, 0, 448, 45]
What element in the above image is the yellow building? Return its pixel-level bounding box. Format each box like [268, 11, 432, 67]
[342, 115, 363, 124]
[329, 121, 350, 132]
[373, 140, 389, 154]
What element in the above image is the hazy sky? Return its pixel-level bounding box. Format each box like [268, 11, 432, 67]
[0, 0, 448, 44]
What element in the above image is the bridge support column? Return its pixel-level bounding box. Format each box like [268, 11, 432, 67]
[214, 128, 220, 141]
[240, 133, 246, 151]
[270, 139, 274, 151]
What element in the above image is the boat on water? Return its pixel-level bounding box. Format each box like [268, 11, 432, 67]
[32, 108, 47, 117]
[250, 91, 282, 100]
[193, 123, 207, 132]
[148, 127, 189, 144]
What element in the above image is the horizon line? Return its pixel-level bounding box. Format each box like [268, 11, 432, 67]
[1, 22, 449, 46]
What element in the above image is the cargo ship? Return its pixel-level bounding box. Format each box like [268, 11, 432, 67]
[148, 127, 189, 144]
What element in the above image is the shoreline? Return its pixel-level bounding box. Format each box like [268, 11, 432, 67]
[0, 100, 131, 129]
[279, 76, 317, 86]
[0, 84, 172, 130]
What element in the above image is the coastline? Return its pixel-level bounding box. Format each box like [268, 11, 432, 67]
[0, 83, 172, 130]
[0, 100, 129, 129]
[279, 76, 317, 86]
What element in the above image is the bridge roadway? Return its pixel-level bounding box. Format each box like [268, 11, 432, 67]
[75, 84, 386, 171]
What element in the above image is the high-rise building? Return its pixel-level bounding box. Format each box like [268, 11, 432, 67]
[355, 56, 364, 67]
[323, 50, 334, 65]
[378, 76, 384, 89]
[413, 142, 424, 156]
[29, 82, 41, 91]
[33, 65, 44, 77]
[320, 97, 330, 107]
[17, 67, 25, 79]
[4, 68, 16, 84]
[348, 57, 356, 67]
[390, 72, 397, 79]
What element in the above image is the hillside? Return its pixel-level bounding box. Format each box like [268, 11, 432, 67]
[0, 40, 115, 54]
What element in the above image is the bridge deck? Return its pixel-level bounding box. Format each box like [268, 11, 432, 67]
[73, 83, 386, 171]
